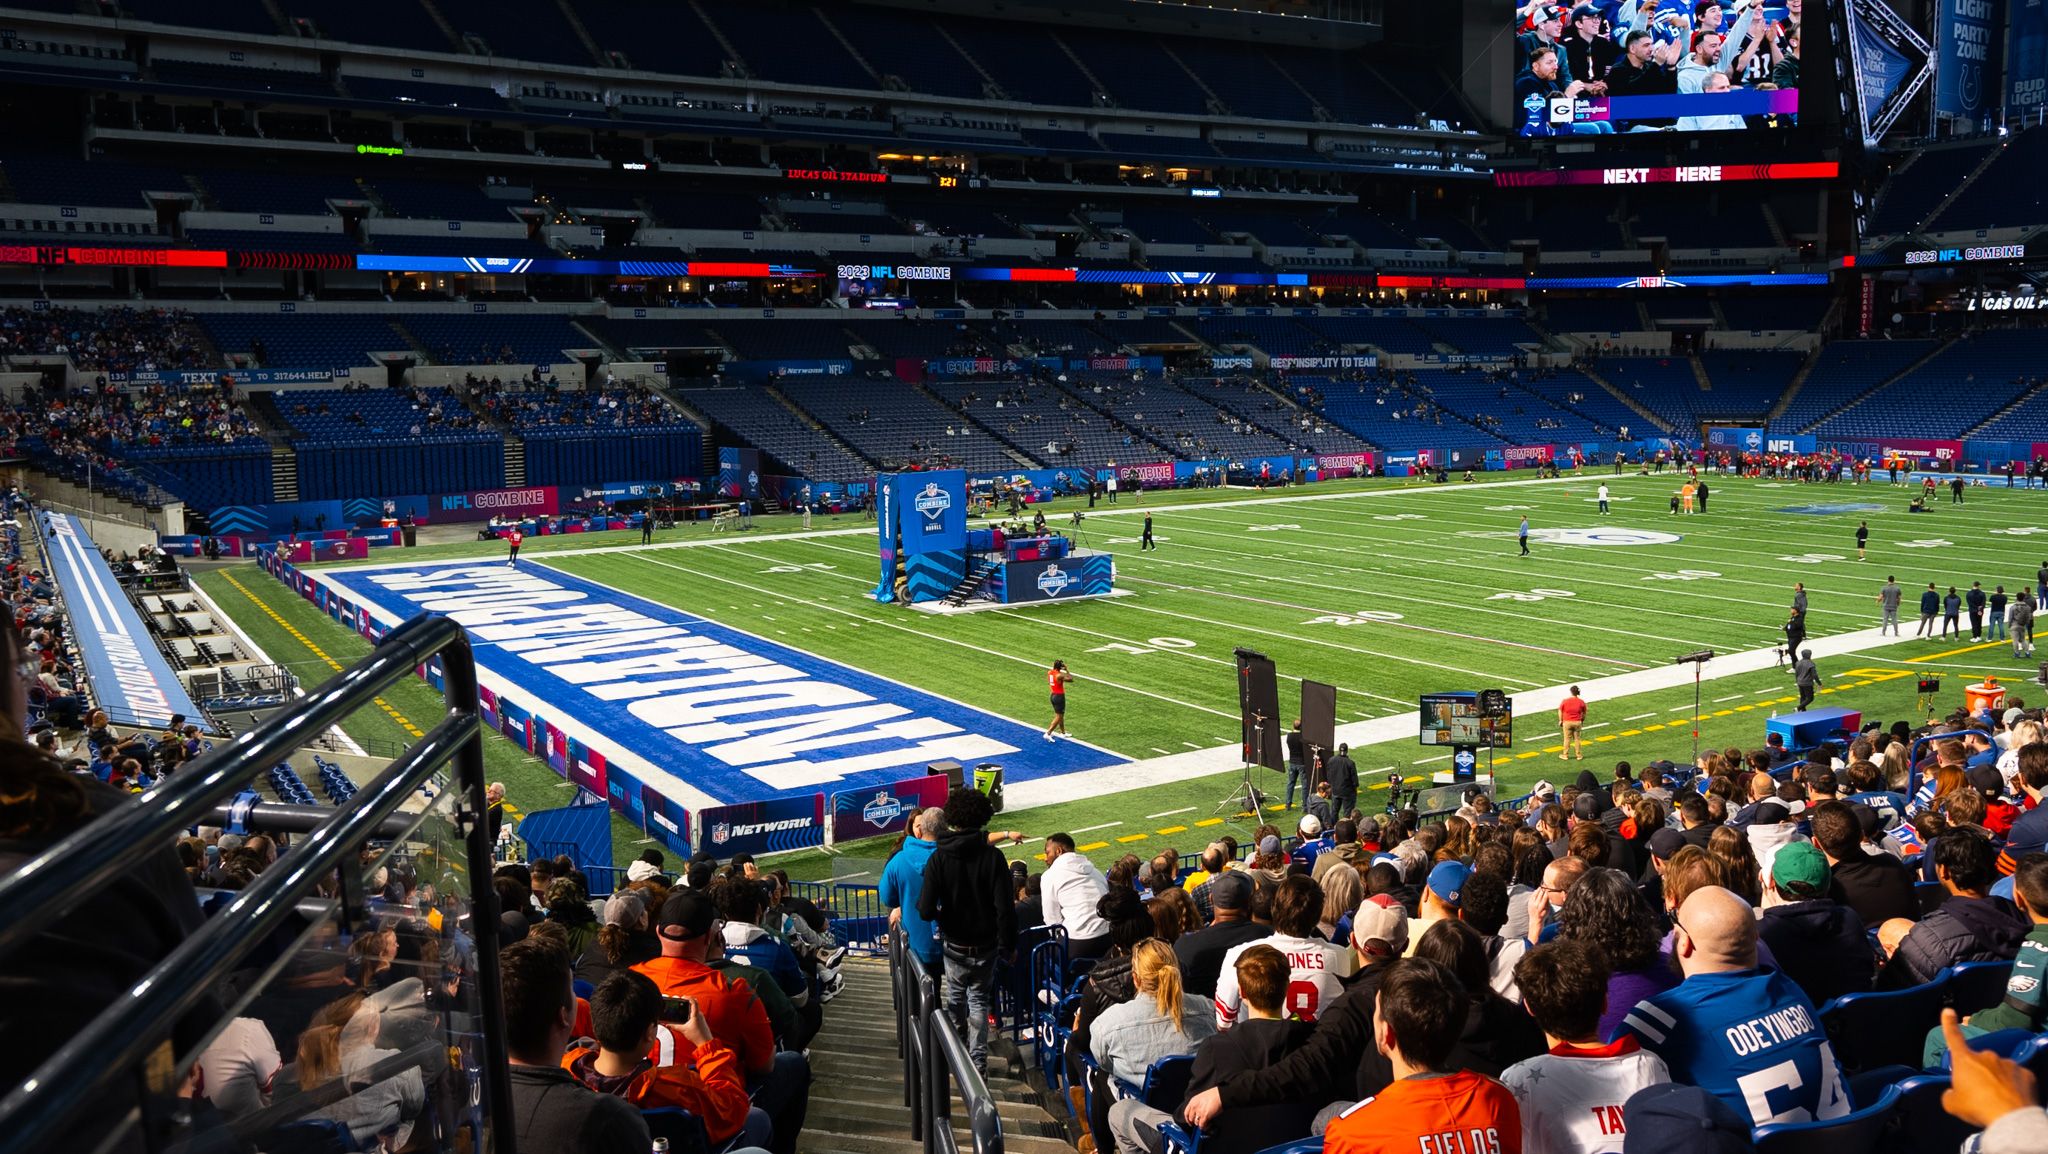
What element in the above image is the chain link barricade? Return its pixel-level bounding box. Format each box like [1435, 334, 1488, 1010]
[892, 925, 1006, 1154]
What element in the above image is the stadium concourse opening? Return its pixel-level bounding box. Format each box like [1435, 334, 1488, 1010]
[14, 0, 2048, 1147]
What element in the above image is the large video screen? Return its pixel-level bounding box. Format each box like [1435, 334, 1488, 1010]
[1420, 692, 1513, 748]
[1513, 0, 1801, 135]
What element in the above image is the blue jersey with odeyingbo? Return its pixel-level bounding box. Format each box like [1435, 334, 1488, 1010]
[1617, 967, 1850, 1129]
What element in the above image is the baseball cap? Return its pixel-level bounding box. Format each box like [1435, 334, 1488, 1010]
[1211, 871, 1254, 911]
[1538, 4, 1565, 21]
[1772, 842, 1832, 897]
[1299, 814, 1324, 837]
[602, 890, 647, 928]
[1352, 894, 1409, 957]
[1426, 861, 1469, 908]
[2007, 707, 2026, 729]
[1622, 1083, 1752, 1154]
[1647, 827, 1685, 861]
[1257, 834, 1283, 857]
[656, 889, 717, 939]
[1569, 3, 1600, 19]
[1573, 794, 1601, 820]
[1967, 765, 2006, 801]
[1851, 801, 1884, 838]
[1532, 779, 1558, 799]
[1751, 801, 1791, 825]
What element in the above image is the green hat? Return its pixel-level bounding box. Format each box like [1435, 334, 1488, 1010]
[1772, 842, 1832, 899]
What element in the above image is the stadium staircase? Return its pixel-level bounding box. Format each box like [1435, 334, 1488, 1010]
[1579, 365, 1673, 433]
[1913, 147, 2008, 235]
[1964, 377, 2048, 438]
[766, 385, 880, 471]
[940, 558, 1001, 606]
[817, 956, 1075, 1154]
[386, 318, 437, 363]
[1768, 342, 1828, 427]
[1688, 355, 1713, 393]
[503, 435, 527, 487]
[1759, 204, 1790, 249]
[1796, 334, 1960, 434]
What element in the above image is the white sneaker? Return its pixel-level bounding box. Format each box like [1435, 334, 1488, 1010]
[1044, 733, 1055, 743]
[819, 973, 845, 1003]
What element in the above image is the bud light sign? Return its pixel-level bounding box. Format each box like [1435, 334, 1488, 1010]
[830, 775, 949, 843]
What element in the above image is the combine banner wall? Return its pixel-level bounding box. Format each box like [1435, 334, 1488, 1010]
[717, 448, 762, 500]
[886, 470, 969, 603]
[42, 514, 214, 732]
[210, 487, 560, 535]
[830, 775, 949, 844]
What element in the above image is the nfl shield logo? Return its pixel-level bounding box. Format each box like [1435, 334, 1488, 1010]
[711, 823, 730, 845]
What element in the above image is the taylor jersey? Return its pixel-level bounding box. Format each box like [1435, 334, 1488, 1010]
[1617, 968, 1849, 1129]
[1498, 1037, 1671, 1154]
[1214, 932, 1355, 1026]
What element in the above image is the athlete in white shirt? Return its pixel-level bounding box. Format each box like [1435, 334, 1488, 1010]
[1213, 877, 1355, 1025]
[1501, 939, 1671, 1154]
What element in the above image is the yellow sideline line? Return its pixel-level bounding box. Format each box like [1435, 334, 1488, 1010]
[217, 570, 426, 739]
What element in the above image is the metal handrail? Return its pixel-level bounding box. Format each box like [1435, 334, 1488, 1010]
[892, 926, 1005, 1154]
[0, 611, 515, 1154]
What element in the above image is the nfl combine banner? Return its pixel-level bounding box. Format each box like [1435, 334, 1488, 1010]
[830, 775, 949, 844]
[875, 469, 969, 603]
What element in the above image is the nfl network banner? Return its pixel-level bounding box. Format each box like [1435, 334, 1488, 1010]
[41, 514, 213, 732]
[830, 774, 949, 844]
[697, 795, 826, 857]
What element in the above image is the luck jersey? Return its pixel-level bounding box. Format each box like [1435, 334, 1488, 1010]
[1498, 1038, 1671, 1154]
[1213, 931, 1354, 1027]
[1326, 1070, 1522, 1154]
[1617, 968, 1848, 1129]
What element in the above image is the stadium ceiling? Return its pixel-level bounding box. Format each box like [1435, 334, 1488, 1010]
[855, 0, 1382, 48]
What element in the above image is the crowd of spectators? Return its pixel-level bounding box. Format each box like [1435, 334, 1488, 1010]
[0, 306, 211, 374]
[487, 380, 683, 429]
[883, 701, 2048, 1154]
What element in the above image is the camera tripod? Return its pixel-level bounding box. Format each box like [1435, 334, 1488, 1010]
[1215, 712, 1270, 821]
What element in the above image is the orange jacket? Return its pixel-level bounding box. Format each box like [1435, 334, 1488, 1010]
[563, 1029, 752, 1142]
[631, 955, 776, 1076]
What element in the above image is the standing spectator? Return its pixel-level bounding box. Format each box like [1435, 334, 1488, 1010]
[2012, 589, 2037, 658]
[882, 807, 944, 980]
[917, 787, 1018, 1076]
[1324, 743, 1358, 819]
[1918, 582, 1941, 637]
[1285, 720, 1309, 810]
[1878, 829, 2029, 989]
[1756, 843, 1873, 1006]
[1502, 940, 1671, 1154]
[1993, 585, 2011, 641]
[1616, 886, 1850, 1128]
[1555, 868, 1677, 1040]
[1174, 873, 1273, 999]
[1944, 586, 1964, 638]
[1214, 875, 1354, 1026]
[1559, 687, 1587, 762]
[499, 939, 653, 1154]
[1877, 576, 1903, 635]
[1321, 959, 1523, 1154]
[1042, 833, 1113, 959]
[1970, 582, 1990, 640]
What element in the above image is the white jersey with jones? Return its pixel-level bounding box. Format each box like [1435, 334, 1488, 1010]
[1499, 1037, 1672, 1154]
[1213, 932, 1355, 1027]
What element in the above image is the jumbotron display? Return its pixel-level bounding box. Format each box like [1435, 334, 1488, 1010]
[1514, 0, 1802, 135]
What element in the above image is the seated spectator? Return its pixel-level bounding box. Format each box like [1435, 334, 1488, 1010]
[1323, 958, 1522, 1154]
[1456, 866, 1527, 1001]
[546, 877, 599, 959]
[1554, 868, 1677, 1040]
[563, 971, 770, 1152]
[1108, 943, 1315, 1154]
[499, 938, 651, 1154]
[1091, 939, 1216, 1082]
[717, 878, 809, 1010]
[1405, 861, 1467, 955]
[1174, 873, 1272, 999]
[1525, 854, 1590, 945]
[1502, 940, 1671, 1154]
[1926, 853, 2048, 1065]
[705, 882, 807, 1049]
[1756, 842, 1872, 1006]
[1066, 887, 1162, 1103]
[1618, 886, 1849, 1128]
[575, 890, 657, 990]
[1997, 743, 2048, 875]
[1318, 863, 1364, 948]
[1618, 1082, 1754, 1154]
[1408, 920, 1546, 1080]
[1878, 828, 2029, 990]
[1216, 875, 1354, 1026]
[633, 890, 809, 1154]
[1811, 800, 1918, 926]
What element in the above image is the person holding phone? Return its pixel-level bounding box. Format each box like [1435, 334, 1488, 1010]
[1044, 660, 1073, 742]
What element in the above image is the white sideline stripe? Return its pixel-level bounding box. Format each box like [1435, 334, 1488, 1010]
[1147, 807, 1198, 818]
[1072, 822, 1123, 833]
[1002, 624, 1905, 812]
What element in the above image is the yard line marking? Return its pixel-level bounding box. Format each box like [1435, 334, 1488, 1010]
[1620, 729, 1642, 736]
[1182, 742, 1204, 749]
[826, 872, 873, 883]
[1152, 748, 1174, 755]
[1714, 695, 1743, 702]
[1074, 822, 1124, 833]
[1669, 705, 1698, 712]
[1530, 731, 1561, 741]
[1624, 713, 1656, 721]
[1581, 722, 1609, 730]
[1148, 807, 1198, 818]
[1417, 754, 1452, 764]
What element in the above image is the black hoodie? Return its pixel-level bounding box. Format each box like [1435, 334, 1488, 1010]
[917, 826, 1018, 953]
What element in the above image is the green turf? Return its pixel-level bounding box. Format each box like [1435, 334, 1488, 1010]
[207, 470, 2048, 880]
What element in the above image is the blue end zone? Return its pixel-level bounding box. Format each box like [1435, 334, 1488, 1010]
[307, 560, 1129, 812]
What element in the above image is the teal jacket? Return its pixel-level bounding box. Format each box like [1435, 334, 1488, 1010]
[882, 835, 941, 964]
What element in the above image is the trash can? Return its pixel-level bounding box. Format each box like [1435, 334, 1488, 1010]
[402, 524, 417, 548]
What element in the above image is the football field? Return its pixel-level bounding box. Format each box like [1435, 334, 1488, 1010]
[201, 469, 2048, 877]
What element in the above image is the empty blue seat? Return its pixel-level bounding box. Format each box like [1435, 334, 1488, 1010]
[1820, 970, 1952, 1073]
[1751, 1082, 1901, 1154]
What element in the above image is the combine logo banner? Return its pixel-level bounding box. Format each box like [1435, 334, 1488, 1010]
[1037, 564, 1074, 597]
[308, 560, 1126, 808]
[831, 775, 949, 843]
[913, 482, 953, 535]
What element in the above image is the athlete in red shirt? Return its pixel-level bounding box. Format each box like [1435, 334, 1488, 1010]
[1557, 687, 1587, 761]
[506, 527, 524, 566]
[1044, 660, 1073, 742]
